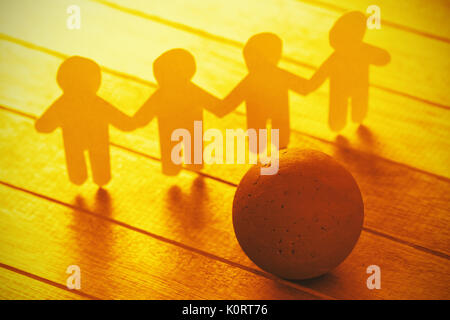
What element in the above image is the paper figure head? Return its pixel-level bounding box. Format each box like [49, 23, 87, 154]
[243, 33, 282, 71]
[57, 56, 101, 93]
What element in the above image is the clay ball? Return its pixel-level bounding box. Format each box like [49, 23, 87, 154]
[232, 149, 364, 280]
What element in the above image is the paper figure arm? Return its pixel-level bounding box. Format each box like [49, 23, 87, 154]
[192, 84, 226, 118]
[282, 68, 310, 95]
[35, 99, 61, 133]
[100, 98, 136, 132]
[307, 55, 333, 93]
[365, 43, 391, 66]
[217, 77, 248, 117]
[132, 93, 159, 128]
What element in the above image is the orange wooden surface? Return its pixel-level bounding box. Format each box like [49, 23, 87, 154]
[0, 266, 91, 300]
[0, 0, 449, 299]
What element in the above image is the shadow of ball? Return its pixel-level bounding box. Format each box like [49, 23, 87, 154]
[232, 149, 364, 280]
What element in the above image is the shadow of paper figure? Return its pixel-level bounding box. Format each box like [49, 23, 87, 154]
[74, 188, 113, 217]
[133, 49, 224, 176]
[93, 188, 113, 217]
[165, 177, 208, 232]
[220, 33, 309, 151]
[356, 125, 374, 148]
[309, 11, 391, 132]
[71, 191, 115, 297]
[35, 56, 135, 186]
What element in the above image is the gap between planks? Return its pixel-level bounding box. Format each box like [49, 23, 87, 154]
[0, 262, 99, 300]
[4, 109, 446, 299]
[0, 180, 334, 300]
[91, 0, 450, 110]
[295, 0, 450, 43]
[0, 105, 449, 262]
[1, 1, 448, 301]
[0, 34, 448, 184]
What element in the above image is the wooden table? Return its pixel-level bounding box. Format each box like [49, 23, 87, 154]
[0, 0, 449, 299]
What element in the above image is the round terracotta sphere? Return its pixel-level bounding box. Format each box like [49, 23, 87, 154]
[232, 149, 364, 280]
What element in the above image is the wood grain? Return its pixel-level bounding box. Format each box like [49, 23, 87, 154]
[0, 111, 448, 299]
[0, 183, 322, 300]
[0, 40, 449, 257]
[89, 0, 450, 106]
[297, 0, 450, 41]
[0, 265, 90, 299]
[0, 0, 448, 300]
[1, 1, 449, 178]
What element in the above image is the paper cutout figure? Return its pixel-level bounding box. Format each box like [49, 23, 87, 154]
[309, 11, 390, 131]
[133, 49, 224, 176]
[219, 33, 309, 151]
[35, 13, 391, 185]
[35, 56, 135, 186]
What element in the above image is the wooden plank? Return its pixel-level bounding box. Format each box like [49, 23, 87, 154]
[1, 3, 449, 178]
[0, 266, 89, 299]
[0, 111, 449, 299]
[0, 183, 321, 300]
[297, 0, 450, 41]
[0, 40, 449, 256]
[0, 36, 449, 184]
[89, 0, 450, 106]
